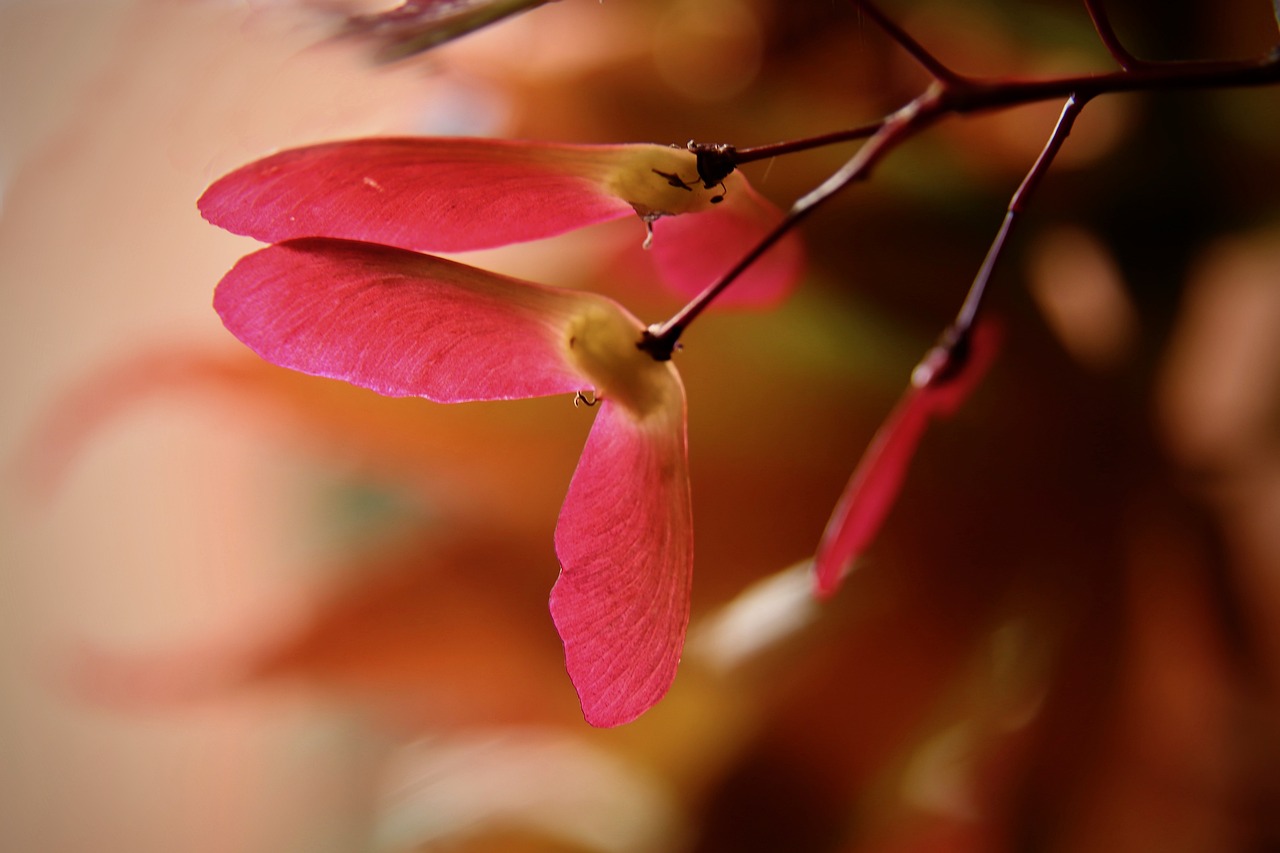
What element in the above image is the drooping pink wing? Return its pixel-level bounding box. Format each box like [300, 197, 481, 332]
[199, 138, 635, 253]
[812, 394, 933, 599]
[813, 322, 1001, 598]
[213, 238, 596, 401]
[550, 391, 693, 727]
[648, 181, 806, 308]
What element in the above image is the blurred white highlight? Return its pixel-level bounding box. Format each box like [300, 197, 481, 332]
[690, 560, 820, 673]
[376, 728, 682, 852]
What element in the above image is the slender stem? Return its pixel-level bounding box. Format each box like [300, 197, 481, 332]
[1081, 0, 1145, 70]
[730, 120, 887, 164]
[638, 219, 797, 360]
[638, 5, 1280, 359]
[1007, 95, 1091, 216]
[792, 87, 942, 211]
[954, 94, 1090, 336]
[639, 91, 944, 361]
[852, 0, 965, 85]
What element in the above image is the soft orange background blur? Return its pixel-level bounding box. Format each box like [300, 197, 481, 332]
[3, 1, 1280, 851]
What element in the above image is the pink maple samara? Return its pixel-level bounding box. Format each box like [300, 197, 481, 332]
[199, 136, 804, 307]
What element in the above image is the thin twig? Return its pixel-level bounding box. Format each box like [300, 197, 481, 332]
[953, 93, 1091, 337]
[852, 0, 965, 85]
[637, 5, 1280, 358]
[731, 120, 887, 164]
[1081, 0, 1145, 70]
[639, 91, 944, 361]
[684, 121, 888, 192]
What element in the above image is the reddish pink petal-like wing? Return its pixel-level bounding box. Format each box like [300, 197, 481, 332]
[648, 181, 805, 308]
[813, 323, 1001, 597]
[213, 238, 595, 401]
[550, 391, 692, 728]
[812, 393, 933, 599]
[199, 138, 634, 252]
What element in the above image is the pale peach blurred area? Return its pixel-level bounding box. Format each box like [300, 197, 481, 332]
[1027, 226, 1139, 372]
[0, 2, 458, 851]
[1157, 229, 1280, 684]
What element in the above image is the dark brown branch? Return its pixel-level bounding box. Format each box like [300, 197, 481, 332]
[945, 51, 1280, 114]
[343, 0, 559, 62]
[638, 18, 1280, 358]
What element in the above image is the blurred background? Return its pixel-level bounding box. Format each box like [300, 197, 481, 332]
[2, 0, 1280, 850]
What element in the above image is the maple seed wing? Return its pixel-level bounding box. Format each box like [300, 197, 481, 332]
[198, 138, 633, 253]
[200, 137, 806, 308]
[812, 393, 933, 598]
[551, 393, 693, 727]
[813, 322, 1001, 597]
[648, 180, 805, 308]
[213, 238, 591, 402]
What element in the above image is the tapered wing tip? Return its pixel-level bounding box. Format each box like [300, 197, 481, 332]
[196, 168, 253, 232]
[548, 578, 680, 728]
[579, 696, 654, 728]
[572, 677, 675, 728]
[810, 319, 1005, 600]
[811, 565, 843, 600]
